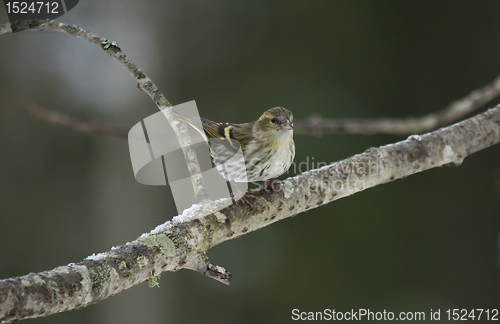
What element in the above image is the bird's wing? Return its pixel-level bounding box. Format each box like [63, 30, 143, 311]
[201, 118, 254, 149]
[200, 118, 233, 139]
[178, 115, 253, 151]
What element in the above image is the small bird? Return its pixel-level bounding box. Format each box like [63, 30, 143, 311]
[183, 107, 295, 205]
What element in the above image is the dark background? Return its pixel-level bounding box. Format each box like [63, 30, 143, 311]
[1, 1, 499, 323]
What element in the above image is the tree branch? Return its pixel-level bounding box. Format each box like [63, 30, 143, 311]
[19, 98, 129, 138]
[2, 100, 500, 322]
[294, 75, 500, 135]
[1, 20, 209, 203]
[2, 17, 500, 324]
[19, 74, 500, 139]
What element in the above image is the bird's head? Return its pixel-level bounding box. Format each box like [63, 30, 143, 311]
[256, 107, 294, 140]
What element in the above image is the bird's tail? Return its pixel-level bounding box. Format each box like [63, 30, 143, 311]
[177, 115, 209, 142]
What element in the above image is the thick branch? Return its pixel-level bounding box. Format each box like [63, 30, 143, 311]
[294, 75, 500, 135]
[1, 20, 208, 203]
[2, 104, 499, 323]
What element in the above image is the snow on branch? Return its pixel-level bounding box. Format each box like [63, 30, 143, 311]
[2, 20, 500, 323]
[1, 104, 500, 322]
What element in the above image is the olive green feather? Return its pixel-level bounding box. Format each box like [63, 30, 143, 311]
[201, 118, 254, 149]
[179, 107, 295, 182]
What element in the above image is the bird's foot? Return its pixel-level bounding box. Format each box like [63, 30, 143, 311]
[229, 180, 255, 208]
[231, 192, 255, 208]
[265, 179, 283, 193]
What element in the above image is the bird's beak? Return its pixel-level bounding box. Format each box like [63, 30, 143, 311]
[286, 120, 293, 130]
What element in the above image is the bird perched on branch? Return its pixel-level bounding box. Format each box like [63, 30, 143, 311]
[183, 107, 295, 206]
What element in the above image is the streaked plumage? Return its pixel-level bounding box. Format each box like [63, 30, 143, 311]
[186, 107, 295, 183]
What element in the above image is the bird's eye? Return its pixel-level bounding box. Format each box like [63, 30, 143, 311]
[271, 118, 277, 124]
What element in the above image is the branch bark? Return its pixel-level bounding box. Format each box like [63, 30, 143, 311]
[2, 102, 500, 322]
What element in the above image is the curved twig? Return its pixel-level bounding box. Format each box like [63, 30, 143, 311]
[1, 20, 209, 203]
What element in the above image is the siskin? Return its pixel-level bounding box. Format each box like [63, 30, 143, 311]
[183, 107, 295, 203]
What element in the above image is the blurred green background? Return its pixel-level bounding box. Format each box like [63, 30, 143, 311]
[1, 1, 499, 323]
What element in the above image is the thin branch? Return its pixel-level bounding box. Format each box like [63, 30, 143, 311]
[2, 20, 209, 203]
[19, 98, 129, 138]
[20, 74, 500, 140]
[2, 102, 500, 323]
[294, 75, 500, 135]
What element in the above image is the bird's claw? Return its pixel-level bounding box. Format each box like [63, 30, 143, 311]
[265, 179, 283, 193]
[231, 193, 255, 208]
